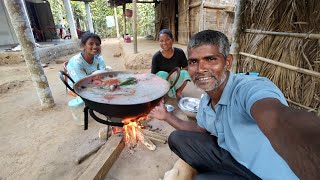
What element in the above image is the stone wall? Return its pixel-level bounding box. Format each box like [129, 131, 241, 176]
[0, 42, 80, 65]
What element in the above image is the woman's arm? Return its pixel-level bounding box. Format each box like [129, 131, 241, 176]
[176, 48, 188, 69]
[151, 53, 159, 74]
[251, 98, 320, 179]
[97, 55, 107, 70]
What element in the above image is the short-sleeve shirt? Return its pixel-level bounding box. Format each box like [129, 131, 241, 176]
[196, 72, 298, 179]
[66, 53, 106, 85]
[151, 47, 188, 74]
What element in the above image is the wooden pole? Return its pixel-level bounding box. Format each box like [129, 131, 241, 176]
[244, 29, 320, 40]
[114, 6, 120, 38]
[239, 52, 320, 78]
[199, 0, 204, 32]
[230, 0, 245, 72]
[187, 0, 190, 43]
[285, 99, 317, 113]
[4, 0, 55, 109]
[132, 0, 138, 53]
[122, 3, 126, 36]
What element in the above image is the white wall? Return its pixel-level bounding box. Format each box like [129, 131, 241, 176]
[0, 1, 18, 46]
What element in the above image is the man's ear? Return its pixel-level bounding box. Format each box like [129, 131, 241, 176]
[226, 54, 233, 70]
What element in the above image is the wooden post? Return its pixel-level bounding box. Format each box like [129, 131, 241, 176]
[4, 0, 55, 109]
[122, 3, 126, 36]
[230, 0, 245, 72]
[63, 0, 78, 40]
[114, 6, 120, 38]
[132, 0, 138, 53]
[199, 0, 204, 32]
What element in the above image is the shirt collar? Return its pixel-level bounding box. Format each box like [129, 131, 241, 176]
[204, 71, 235, 106]
[217, 71, 235, 105]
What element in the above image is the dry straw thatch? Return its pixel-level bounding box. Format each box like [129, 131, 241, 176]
[237, 0, 320, 112]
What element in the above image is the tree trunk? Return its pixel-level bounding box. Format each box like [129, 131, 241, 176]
[4, 0, 55, 109]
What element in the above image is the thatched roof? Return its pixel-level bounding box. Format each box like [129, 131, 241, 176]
[236, 0, 320, 112]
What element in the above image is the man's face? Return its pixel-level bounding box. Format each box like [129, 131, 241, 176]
[187, 45, 232, 92]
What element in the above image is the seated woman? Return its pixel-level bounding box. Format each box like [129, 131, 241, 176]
[67, 32, 107, 83]
[151, 29, 191, 100]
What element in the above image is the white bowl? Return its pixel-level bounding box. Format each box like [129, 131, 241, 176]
[178, 97, 200, 118]
[165, 104, 174, 112]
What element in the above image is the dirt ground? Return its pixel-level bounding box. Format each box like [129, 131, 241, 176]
[0, 38, 203, 180]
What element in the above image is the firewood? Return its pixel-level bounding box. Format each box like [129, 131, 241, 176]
[144, 135, 167, 144]
[125, 125, 137, 147]
[142, 129, 168, 142]
[136, 127, 156, 150]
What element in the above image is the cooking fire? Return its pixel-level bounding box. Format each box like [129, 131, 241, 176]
[122, 115, 156, 150]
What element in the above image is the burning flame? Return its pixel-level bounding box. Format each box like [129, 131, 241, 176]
[122, 115, 146, 145]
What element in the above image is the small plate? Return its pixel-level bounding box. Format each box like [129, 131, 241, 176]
[178, 97, 200, 113]
[165, 104, 174, 112]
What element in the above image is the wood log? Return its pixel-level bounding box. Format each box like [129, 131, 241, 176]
[125, 125, 137, 147]
[144, 135, 167, 144]
[136, 128, 156, 150]
[78, 135, 125, 180]
[142, 129, 168, 142]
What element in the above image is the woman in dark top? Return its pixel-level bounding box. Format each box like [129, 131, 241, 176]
[151, 29, 191, 100]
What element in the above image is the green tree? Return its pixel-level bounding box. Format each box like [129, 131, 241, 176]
[137, 3, 155, 36]
[47, 0, 155, 38]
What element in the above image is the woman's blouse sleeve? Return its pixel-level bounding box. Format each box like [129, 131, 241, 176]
[67, 57, 87, 83]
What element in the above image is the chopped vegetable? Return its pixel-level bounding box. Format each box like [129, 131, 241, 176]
[119, 77, 137, 86]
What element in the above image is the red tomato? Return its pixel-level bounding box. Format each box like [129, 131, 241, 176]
[92, 79, 103, 85]
[102, 79, 120, 86]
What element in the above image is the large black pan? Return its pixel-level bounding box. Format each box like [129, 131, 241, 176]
[59, 68, 180, 122]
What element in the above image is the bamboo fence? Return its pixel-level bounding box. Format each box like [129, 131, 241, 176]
[233, 0, 320, 112]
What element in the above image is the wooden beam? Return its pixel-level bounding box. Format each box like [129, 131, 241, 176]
[203, 2, 226, 9]
[189, 2, 201, 9]
[286, 98, 317, 113]
[78, 135, 125, 180]
[244, 29, 320, 40]
[239, 52, 320, 78]
[199, 1, 204, 32]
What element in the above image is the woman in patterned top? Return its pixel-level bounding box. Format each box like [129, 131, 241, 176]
[67, 32, 106, 87]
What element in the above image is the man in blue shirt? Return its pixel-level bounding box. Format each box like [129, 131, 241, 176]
[149, 30, 320, 179]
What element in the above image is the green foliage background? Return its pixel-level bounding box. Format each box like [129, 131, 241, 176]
[47, 0, 155, 38]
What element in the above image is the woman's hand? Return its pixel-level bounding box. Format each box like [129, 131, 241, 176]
[148, 100, 169, 121]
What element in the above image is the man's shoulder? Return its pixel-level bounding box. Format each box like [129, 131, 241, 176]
[232, 74, 273, 89]
[230, 74, 287, 105]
